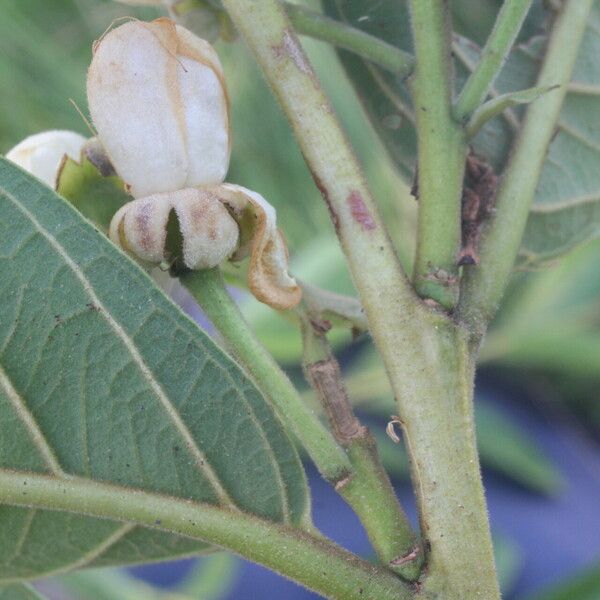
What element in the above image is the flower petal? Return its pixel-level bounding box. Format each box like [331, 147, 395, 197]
[171, 188, 239, 269]
[215, 183, 302, 310]
[88, 19, 188, 197]
[176, 25, 230, 187]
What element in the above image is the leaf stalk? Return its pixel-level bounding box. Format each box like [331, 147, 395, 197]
[0, 470, 414, 600]
[453, 0, 534, 122]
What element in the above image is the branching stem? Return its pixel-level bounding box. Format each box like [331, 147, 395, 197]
[299, 311, 423, 580]
[408, 0, 466, 309]
[454, 0, 534, 121]
[457, 0, 594, 340]
[219, 1, 500, 597]
[284, 2, 414, 77]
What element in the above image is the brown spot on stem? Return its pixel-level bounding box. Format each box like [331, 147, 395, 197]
[459, 151, 498, 266]
[307, 165, 340, 234]
[272, 28, 313, 76]
[390, 546, 421, 567]
[348, 190, 376, 231]
[307, 358, 366, 444]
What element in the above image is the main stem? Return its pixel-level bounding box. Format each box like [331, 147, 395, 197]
[220, 1, 499, 597]
[409, 0, 466, 310]
[0, 471, 413, 600]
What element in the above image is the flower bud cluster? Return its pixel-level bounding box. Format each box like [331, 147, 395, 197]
[87, 18, 300, 309]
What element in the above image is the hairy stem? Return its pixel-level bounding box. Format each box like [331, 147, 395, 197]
[300, 313, 422, 580]
[454, 0, 534, 121]
[457, 0, 594, 340]
[284, 2, 414, 77]
[183, 268, 423, 573]
[220, 1, 499, 596]
[0, 470, 413, 600]
[409, 0, 466, 309]
[180, 268, 351, 484]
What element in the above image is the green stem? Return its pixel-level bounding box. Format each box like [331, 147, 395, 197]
[180, 268, 351, 484]
[300, 313, 422, 580]
[457, 0, 594, 340]
[284, 2, 414, 77]
[0, 470, 413, 600]
[408, 0, 466, 309]
[454, 0, 534, 121]
[183, 269, 424, 578]
[219, 1, 499, 596]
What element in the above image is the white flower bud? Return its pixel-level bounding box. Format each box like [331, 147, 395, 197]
[109, 188, 239, 270]
[6, 130, 87, 188]
[87, 18, 230, 198]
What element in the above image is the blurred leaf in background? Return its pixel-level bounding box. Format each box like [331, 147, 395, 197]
[57, 554, 239, 600]
[526, 560, 600, 600]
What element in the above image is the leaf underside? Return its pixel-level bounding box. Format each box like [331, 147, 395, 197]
[0, 158, 309, 582]
[321, 0, 600, 267]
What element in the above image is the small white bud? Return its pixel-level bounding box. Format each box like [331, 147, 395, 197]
[87, 18, 230, 198]
[6, 130, 87, 188]
[109, 188, 239, 270]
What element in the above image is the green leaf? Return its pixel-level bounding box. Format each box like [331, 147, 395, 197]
[321, 1, 600, 266]
[57, 155, 131, 234]
[0, 158, 309, 582]
[482, 237, 600, 378]
[0, 584, 44, 599]
[526, 561, 600, 600]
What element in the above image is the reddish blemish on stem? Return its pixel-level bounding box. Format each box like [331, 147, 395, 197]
[348, 190, 376, 231]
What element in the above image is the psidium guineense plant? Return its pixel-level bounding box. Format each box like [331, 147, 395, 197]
[0, 1, 596, 599]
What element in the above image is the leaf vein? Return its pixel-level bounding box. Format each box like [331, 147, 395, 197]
[2, 190, 238, 510]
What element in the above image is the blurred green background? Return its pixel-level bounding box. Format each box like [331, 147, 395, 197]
[2, 1, 600, 599]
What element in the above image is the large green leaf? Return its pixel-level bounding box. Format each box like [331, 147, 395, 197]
[321, 1, 600, 267]
[0, 158, 309, 582]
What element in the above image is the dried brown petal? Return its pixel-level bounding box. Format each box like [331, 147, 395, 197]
[210, 183, 302, 310]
